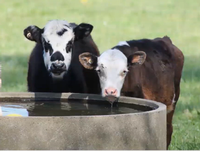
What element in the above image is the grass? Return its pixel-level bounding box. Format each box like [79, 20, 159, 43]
[0, 0, 200, 149]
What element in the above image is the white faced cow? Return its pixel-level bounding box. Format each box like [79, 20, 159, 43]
[79, 36, 184, 149]
[24, 20, 100, 93]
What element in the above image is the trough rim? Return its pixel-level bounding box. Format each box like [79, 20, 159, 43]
[0, 92, 166, 118]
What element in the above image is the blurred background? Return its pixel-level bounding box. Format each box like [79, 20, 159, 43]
[0, 0, 199, 149]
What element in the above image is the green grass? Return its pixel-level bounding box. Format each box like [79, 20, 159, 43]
[0, 0, 200, 149]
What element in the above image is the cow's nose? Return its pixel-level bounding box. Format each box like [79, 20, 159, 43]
[51, 63, 66, 70]
[50, 51, 64, 61]
[104, 87, 117, 96]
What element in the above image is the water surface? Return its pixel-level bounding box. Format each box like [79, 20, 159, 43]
[0, 100, 152, 116]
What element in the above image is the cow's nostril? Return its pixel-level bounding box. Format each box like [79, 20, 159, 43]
[60, 63, 65, 68]
[110, 89, 116, 94]
[105, 89, 108, 95]
[105, 88, 117, 96]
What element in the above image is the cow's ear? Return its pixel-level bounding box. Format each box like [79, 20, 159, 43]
[74, 23, 93, 41]
[79, 52, 97, 70]
[24, 25, 43, 43]
[128, 51, 146, 66]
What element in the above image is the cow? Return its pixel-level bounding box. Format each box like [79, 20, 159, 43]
[23, 20, 100, 94]
[79, 36, 184, 149]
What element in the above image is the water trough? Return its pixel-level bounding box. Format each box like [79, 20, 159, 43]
[0, 92, 166, 150]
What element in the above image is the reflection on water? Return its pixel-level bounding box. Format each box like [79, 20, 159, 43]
[0, 105, 29, 117]
[0, 101, 151, 117]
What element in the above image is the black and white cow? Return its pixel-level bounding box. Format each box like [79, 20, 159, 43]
[79, 36, 184, 148]
[24, 20, 100, 93]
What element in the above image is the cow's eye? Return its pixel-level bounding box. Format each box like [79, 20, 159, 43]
[43, 41, 53, 54]
[121, 70, 128, 76]
[96, 69, 101, 74]
[44, 42, 50, 49]
[66, 41, 73, 53]
[123, 70, 128, 74]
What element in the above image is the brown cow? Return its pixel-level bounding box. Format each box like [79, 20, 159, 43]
[79, 36, 184, 148]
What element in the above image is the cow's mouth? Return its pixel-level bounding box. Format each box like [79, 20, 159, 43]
[105, 95, 119, 104]
[49, 69, 67, 75]
[49, 63, 67, 75]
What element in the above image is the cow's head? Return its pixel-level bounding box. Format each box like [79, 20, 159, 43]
[79, 42, 146, 103]
[24, 20, 93, 79]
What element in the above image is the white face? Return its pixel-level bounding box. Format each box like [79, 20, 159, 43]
[79, 41, 146, 99]
[42, 20, 75, 79]
[96, 49, 129, 97]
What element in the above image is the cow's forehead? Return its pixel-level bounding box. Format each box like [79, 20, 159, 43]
[42, 20, 74, 39]
[98, 49, 127, 68]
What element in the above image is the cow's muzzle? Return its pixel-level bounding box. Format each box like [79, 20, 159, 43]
[50, 63, 66, 75]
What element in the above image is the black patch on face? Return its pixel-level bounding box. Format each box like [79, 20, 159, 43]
[66, 40, 73, 53]
[42, 38, 53, 55]
[57, 28, 68, 36]
[96, 65, 106, 78]
[64, 24, 70, 28]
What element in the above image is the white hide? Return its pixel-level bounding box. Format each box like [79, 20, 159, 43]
[96, 49, 129, 97]
[42, 20, 74, 79]
[117, 41, 130, 47]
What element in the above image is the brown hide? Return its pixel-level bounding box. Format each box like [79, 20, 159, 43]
[114, 36, 184, 149]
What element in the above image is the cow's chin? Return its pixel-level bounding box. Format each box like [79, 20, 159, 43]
[105, 95, 119, 104]
[51, 71, 66, 80]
